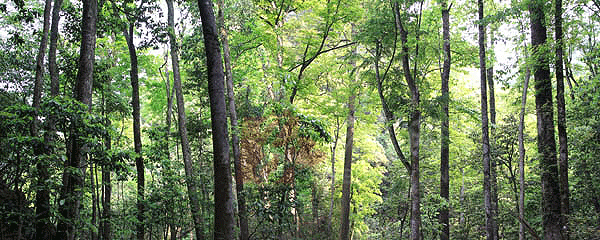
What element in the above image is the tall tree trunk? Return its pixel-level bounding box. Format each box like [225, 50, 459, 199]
[529, 0, 563, 238]
[32, 0, 53, 238]
[439, 2, 451, 240]
[339, 73, 356, 240]
[328, 117, 340, 232]
[518, 63, 530, 240]
[197, 0, 236, 238]
[55, 0, 97, 239]
[554, 0, 569, 235]
[166, 0, 205, 239]
[394, 2, 422, 239]
[123, 24, 145, 240]
[478, 0, 496, 239]
[215, 1, 249, 239]
[487, 30, 499, 240]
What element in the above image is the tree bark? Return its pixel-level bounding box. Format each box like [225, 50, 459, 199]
[529, 0, 563, 238]
[554, 0, 569, 235]
[478, 0, 496, 239]
[123, 23, 145, 240]
[32, 0, 53, 238]
[339, 74, 356, 240]
[55, 0, 97, 239]
[215, 1, 249, 239]
[439, 2, 451, 240]
[197, 0, 236, 238]
[394, 2, 422, 239]
[165, 0, 205, 239]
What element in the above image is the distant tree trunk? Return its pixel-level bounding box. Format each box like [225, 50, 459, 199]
[529, 0, 563, 238]
[123, 23, 145, 240]
[32, 0, 53, 238]
[215, 1, 249, 239]
[339, 73, 356, 240]
[478, 0, 496, 239]
[439, 2, 451, 240]
[55, 0, 97, 239]
[554, 0, 569, 235]
[518, 59, 530, 240]
[394, 2, 422, 239]
[197, 0, 236, 239]
[48, 0, 63, 96]
[165, 0, 205, 239]
[328, 117, 340, 232]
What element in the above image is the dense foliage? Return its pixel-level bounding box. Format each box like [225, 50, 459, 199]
[1, 0, 600, 239]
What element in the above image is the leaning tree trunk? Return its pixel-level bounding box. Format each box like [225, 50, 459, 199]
[328, 117, 340, 232]
[197, 0, 236, 239]
[215, 1, 249, 239]
[123, 24, 145, 240]
[32, 0, 52, 238]
[554, 0, 569, 235]
[55, 0, 97, 239]
[439, 2, 451, 240]
[165, 0, 205, 238]
[478, 0, 496, 239]
[529, 0, 563, 238]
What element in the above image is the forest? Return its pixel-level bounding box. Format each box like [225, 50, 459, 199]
[1, 0, 600, 239]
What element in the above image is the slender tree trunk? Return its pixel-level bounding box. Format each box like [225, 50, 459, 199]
[394, 2, 422, 239]
[123, 24, 145, 240]
[518, 64, 530, 240]
[529, 0, 563, 238]
[197, 0, 236, 238]
[165, 0, 205, 239]
[328, 117, 340, 232]
[102, 128, 112, 240]
[339, 74, 356, 240]
[554, 0, 569, 236]
[439, 2, 451, 240]
[32, 0, 53, 238]
[487, 31, 499, 240]
[215, 1, 249, 239]
[478, 0, 496, 239]
[55, 0, 97, 239]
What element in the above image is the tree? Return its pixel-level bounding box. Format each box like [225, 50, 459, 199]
[393, 1, 423, 239]
[529, 0, 562, 238]
[439, 1, 451, 239]
[166, 0, 205, 238]
[31, 0, 53, 238]
[196, 0, 236, 238]
[215, 0, 249, 238]
[54, 0, 98, 239]
[340, 45, 357, 240]
[477, 0, 496, 239]
[554, 0, 569, 233]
